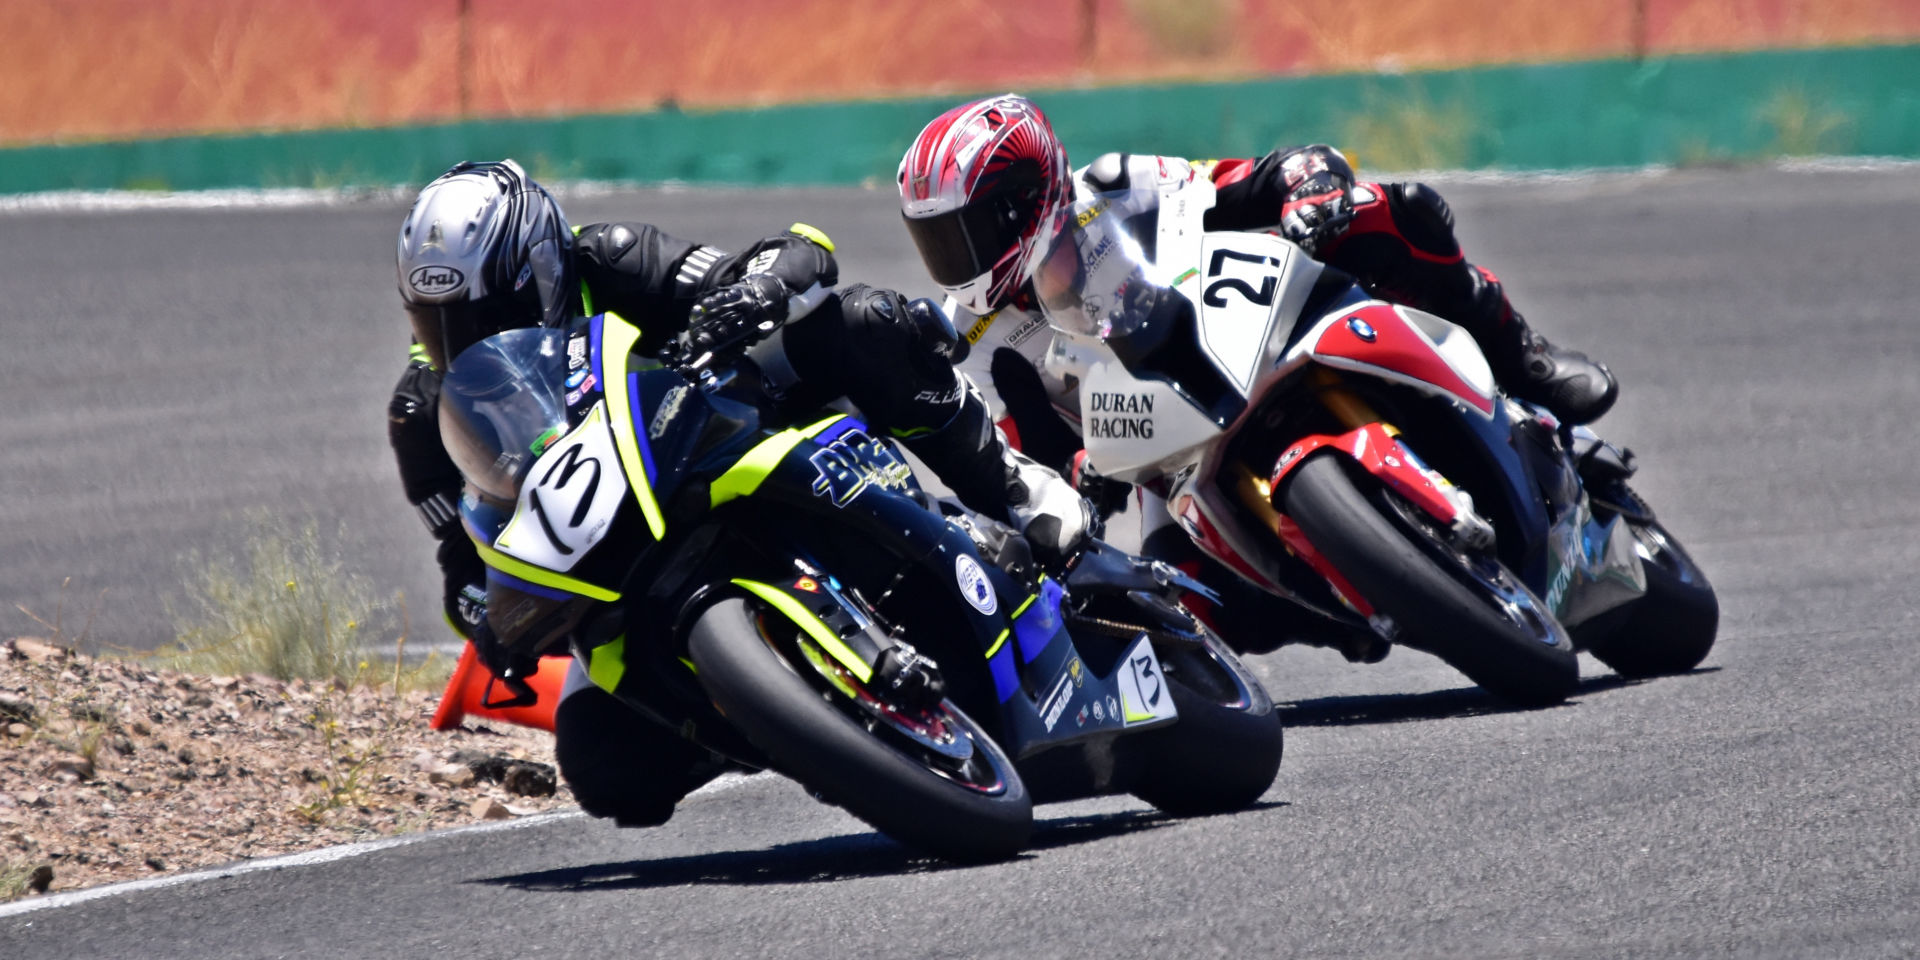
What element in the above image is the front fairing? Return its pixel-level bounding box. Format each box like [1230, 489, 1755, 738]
[447, 312, 762, 652]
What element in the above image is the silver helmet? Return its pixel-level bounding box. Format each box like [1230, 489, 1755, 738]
[397, 159, 574, 370]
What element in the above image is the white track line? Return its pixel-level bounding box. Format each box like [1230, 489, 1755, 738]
[0, 772, 763, 918]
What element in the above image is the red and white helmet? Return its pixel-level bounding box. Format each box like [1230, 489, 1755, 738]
[899, 95, 1072, 316]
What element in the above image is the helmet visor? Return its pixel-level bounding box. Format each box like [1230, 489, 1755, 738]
[406, 298, 539, 371]
[903, 191, 1032, 287]
[436, 327, 569, 503]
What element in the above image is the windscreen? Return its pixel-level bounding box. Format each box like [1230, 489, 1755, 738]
[437, 327, 570, 504]
[1031, 190, 1170, 340]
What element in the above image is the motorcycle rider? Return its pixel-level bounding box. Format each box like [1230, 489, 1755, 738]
[898, 94, 1618, 657]
[391, 159, 1091, 827]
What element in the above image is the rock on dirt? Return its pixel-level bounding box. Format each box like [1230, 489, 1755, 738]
[470, 798, 513, 820]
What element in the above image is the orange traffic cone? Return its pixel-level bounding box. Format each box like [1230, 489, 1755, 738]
[429, 642, 571, 732]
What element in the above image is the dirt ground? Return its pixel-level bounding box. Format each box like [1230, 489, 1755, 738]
[0, 636, 573, 901]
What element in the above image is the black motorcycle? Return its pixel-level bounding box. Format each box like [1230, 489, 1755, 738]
[436, 312, 1282, 861]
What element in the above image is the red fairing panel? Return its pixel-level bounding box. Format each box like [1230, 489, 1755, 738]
[1313, 303, 1496, 415]
[1270, 423, 1460, 528]
[1173, 492, 1283, 594]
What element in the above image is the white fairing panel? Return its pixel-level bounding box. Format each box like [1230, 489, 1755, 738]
[1075, 354, 1224, 481]
[494, 401, 627, 572]
[1169, 232, 1321, 396]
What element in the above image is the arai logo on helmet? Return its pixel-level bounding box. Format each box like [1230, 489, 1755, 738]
[955, 555, 997, 615]
[1347, 316, 1378, 342]
[408, 265, 465, 296]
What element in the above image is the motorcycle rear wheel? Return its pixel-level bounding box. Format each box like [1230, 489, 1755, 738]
[1281, 453, 1579, 706]
[689, 597, 1032, 862]
[1587, 515, 1718, 678]
[1126, 632, 1283, 816]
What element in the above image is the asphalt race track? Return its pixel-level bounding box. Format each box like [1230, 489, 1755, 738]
[3, 166, 1919, 958]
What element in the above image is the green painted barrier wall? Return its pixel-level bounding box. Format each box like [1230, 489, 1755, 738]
[4, 43, 1917, 195]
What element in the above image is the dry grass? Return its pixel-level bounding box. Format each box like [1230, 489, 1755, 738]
[161, 513, 392, 685]
[0, 860, 37, 901]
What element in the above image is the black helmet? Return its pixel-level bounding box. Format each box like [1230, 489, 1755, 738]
[397, 159, 575, 371]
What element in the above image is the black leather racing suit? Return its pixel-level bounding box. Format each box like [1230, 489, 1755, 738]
[389, 222, 1024, 827]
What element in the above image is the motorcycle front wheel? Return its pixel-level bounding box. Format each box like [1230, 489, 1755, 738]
[1280, 453, 1579, 707]
[689, 597, 1032, 862]
[1587, 509, 1718, 678]
[1126, 631, 1283, 816]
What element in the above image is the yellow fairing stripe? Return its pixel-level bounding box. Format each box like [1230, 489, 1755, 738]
[472, 537, 621, 603]
[709, 414, 847, 507]
[731, 578, 873, 683]
[984, 628, 1010, 660]
[1009, 593, 1038, 620]
[588, 635, 626, 692]
[788, 222, 835, 253]
[598, 312, 668, 540]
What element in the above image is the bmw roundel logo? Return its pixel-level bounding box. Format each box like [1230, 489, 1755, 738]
[1347, 316, 1378, 342]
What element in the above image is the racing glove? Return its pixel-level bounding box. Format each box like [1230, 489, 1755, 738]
[683, 273, 790, 357]
[1277, 147, 1357, 256]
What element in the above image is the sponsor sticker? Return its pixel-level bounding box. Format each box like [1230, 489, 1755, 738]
[965, 312, 997, 345]
[649, 384, 688, 439]
[407, 265, 464, 296]
[567, 336, 589, 369]
[955, 554, 997, 615]
[1039, 670, 1073, 732]
[1006, 312, 1049, 347]
[565, 369, 588, 390]
[808, 428, 914, 507]
[564, 373, 597, 407]
[1086, 391, 1155, 441]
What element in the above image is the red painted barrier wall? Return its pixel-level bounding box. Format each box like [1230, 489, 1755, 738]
[7, 0, 1918, 145]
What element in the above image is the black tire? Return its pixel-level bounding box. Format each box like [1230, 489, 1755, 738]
[1281, 453, 1578, 706]
[688, 598, 1032, 862]
[1128, 634, 1284, 816]
[1587, 518, 1718, 678]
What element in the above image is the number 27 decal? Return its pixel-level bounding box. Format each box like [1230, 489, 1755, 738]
[1202, 247, 1284, 309]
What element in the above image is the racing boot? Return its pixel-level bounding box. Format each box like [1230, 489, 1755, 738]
[902, 385, 1093, 567]
[1463, 266, 1617, 425]
[553, 662, 739, 827]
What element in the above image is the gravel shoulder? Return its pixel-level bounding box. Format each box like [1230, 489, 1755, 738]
[0, 636, 571, 901]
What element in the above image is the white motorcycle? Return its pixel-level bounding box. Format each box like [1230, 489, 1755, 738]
[1035, 176, 1717, 706]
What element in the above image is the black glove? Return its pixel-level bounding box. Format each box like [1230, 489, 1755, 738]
[1279, 170, 1355, 256]
[439, 534, 487, 633]
[684, 273, 790, 356]
[447, 581, 487, 641]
